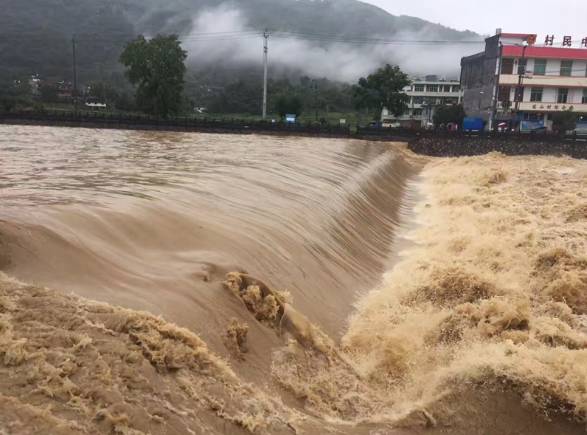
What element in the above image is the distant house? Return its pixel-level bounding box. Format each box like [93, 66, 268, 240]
[29, 75, 41, 98]
[56, 81, 74, 100]
[381, 75, 463, 128]
[85, 97, 107, 110]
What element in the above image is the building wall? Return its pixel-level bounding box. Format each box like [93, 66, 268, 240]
[461, 35, 501, 124]
[381, 79, 463, 127]
[463, 32, 587, 130]
[501, 58, 587, 115]
[519, 58, 587, 77]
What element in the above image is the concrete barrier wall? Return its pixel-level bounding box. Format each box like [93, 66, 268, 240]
[408, 135, 587, 159]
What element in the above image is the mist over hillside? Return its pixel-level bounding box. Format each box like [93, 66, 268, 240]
[0, 0, 483, 82]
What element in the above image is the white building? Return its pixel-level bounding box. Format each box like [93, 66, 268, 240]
[461, 31, 587, 131]
[29, 75, 41, 98]
[381, 76, 463, 128]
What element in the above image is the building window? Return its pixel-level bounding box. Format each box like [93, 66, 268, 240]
[501, 58, 514, 74]
[413, 96, 424, 104]
[498, 86, 511, 102]
[560, 60, 573, 77]
[414, 84, 424, 92]
[583, 89, 587, 104]
[514, 86, 524, 102]
[530, 87, 543, 102]
[533, 59, 547, 75]
[426, 84, 439, 92]
[412, 109, 423, 116]
[451, 85, 460, 92]
[517, 58, 528, 75]
[557, 88, 569, 103]
[443, 85, 451, 92]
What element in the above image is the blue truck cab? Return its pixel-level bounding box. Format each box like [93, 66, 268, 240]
[462, 117, 485, 132]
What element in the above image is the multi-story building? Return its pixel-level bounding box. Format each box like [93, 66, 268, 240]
[461, 30, 587, 131]
[381, 76, 463, 128]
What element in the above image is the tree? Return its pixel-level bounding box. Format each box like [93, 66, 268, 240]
[88, 82, 119, 104]
[275, 95, 303, 119]
[433, 104, 466, 127]
[120, 35, 187, 117]
[352, 64, 410, 117]
[551, 109, 577, 134]
[39, 84, 60, 104]
[208, 80, 260, 114]
[0, 77, 31, 112]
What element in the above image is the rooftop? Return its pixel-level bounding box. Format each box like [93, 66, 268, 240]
[498, 33, 537, 39]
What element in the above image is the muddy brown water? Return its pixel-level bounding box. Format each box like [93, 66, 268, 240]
[1, 125, 584, 435]
[0, 125, 417, 381]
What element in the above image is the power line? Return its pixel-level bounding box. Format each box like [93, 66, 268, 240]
[5, 30, 587, 48]
[270, 31, 485, 45]
[0, 30, 487, 46]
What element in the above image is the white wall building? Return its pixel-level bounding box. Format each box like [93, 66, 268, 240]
[461, 31, 587, 131]
[381, 76, 463, 128]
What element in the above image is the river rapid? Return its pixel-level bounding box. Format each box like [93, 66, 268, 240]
[0, 125, 585, 434]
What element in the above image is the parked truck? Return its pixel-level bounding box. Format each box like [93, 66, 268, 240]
[462, 117, 484, 132]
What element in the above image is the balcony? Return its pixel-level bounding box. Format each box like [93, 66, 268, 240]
[406, 91, 461, 98]
[500, 74, 587, 88]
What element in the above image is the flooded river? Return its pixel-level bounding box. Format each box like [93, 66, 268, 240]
[0, 125, 585, 434]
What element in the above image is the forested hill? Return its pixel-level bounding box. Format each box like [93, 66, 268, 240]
[0, 0, 480, 80]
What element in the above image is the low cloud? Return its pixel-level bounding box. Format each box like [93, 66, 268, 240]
[184, 5, 480, 81]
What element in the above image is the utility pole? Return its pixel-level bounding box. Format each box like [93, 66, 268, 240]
[262, 29, 269, 119]
[490, 42, 503, 132]
[313, 80, 318, 121]
[72, 35, 78, 112]
[514, 43, 528, 114]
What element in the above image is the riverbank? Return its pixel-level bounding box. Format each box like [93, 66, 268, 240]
[1, 111, 587, 159]
[0, 110, 353, 138]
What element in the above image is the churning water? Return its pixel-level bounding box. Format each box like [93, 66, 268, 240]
[0, 125, 585, 434]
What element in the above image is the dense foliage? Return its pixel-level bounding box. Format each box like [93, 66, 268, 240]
[433, 104, 466, 127]
[0, 78, 31, 112]
[551, 109, 578, 133]
[353, 64, 410, 116]
[0, 0, 479, 120]
[0, 0, 477, 82]
[275, 95, 303, 118]
[120, 35, 187, 117]
[201, 76, 353, 118]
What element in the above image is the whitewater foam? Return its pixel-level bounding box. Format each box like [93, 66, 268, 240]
[1, 127, 586, 434]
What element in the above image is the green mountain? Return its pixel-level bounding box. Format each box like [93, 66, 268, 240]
[0, 0, 480, 81]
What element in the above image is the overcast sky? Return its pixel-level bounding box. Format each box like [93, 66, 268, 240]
[364, 0, 587, 39]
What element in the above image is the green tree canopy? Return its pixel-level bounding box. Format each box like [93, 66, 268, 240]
[433, 104, 466, 127]
[551, 109, 577, 134]
[352, 64, 410, 117]
[0, 78, 32, 112]
[208, 80, 260, 114]
[120, 35, 187, 117]
[275, 95, 303, 119]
